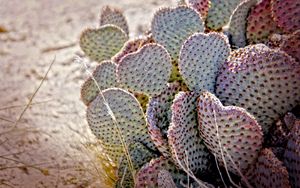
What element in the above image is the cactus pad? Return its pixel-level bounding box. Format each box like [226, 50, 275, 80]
[80, 61, 118, 105]
[271, 0, 300, 33]
[216, 44, 300, 133]
[147, 83, 183, 156]
[284, 120, 300, 187]
[229, 0, 258, 48]
[179, 32, 230, 93]
[117, 44, 172, 96]
[197, 91, 263, 175]
[99, 6, 129, 35]
[151, 6, 204, 60]
[168, 92, 210, 173]
[279, 30, 300, 62]
[79, 25, 128, 62]
[112, 36, 154, 64]
[246, 0, 281, 44]
[86, 88, 155, 160]
[186, 0, 211, 19]
[116, 142, 155, 188]
[205, 0, 242, 30]
[157, 170, 177, 188]
[135, 156, 186, 188]
[252, 148, 291, 188]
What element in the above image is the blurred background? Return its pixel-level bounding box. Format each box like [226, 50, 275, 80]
[0, 0, 176, 187]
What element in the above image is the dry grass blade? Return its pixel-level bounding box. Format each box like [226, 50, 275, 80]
[0, 99, 53, 111]
[12, 56, 56, 128]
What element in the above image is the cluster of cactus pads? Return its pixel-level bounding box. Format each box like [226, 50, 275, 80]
[78, 1, 300, 187]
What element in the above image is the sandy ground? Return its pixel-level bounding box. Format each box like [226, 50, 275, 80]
[0, 0, 176, 187]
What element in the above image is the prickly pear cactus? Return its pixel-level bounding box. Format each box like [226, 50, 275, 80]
[80, 61, 118, 105]
[157, 170, 177, 188]
[112, 36, 154, 64]
[216, 44, 300, 133]
[271, 0, 300, 34]
[151, 6, 204, 60]
[135, 156, 186, 188]
[80, 25, 128, 62]
[228, 0, 258, 48]
[117, 44, 172, 96]
[147, 83, 183, 157]
[168, 91, 211, 173]
[246, 0, 282, 44]
[179, 32, 230, 93]
[99, 6, 129, 35]
[252, 148, 291, 188]
[77, 3, 300, 188]
[116, 142, 155, 188]
[86, 88, 155, 162]
[279, 30, 300, 62]
[197, 91, 263, 175]
[284, 120, 300, 187]
[205, 0, 242, 30]
[185, 0, 211, 19]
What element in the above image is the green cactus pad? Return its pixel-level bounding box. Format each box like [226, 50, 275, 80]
[271, 0, 300, 34]
[147, 83, 183, 156]
[179, 32, 230, 93]
[205, 0, 242, 30]
[284, 120, 300, 187]
[216, 44, 300, 133]
[99, 6, 129, 35]
[80, 61, 118, 105]
[186, 0, 211, 19]
[116, 142, 155, 188]
[228, 0, 258, 48]
[279, 30, 300, 62]
[197, 91, 263, 176]
[86, 88, 156, 161]
[135, 156, 186, 188]
[117, 44, 172, 96]
[252, 148, 291, 188]
[246, 0, 281, 44]
[151, 6, 204, 60]
[112, 35, 154, 64]
[79, 25, 128, 62]
[157, 170, 177, 188]
[168, 91, 211, 173]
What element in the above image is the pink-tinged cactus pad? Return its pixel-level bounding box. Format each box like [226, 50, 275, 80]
[168, 92, 211, 173]
[86, 88, 156, 163]
[112, 35, 154, 64]
[79, 25, 128, 62]
[216, 44, 300, 133]
[80, 61, 118, 105]
[246, 0, 282, 44]
[197, 91, 263, 176]
[252, 148, 291, 188]
[151, 6, 204, 60]
[146, 83, 183, 157]
[271, 0, 300, 34]
[99, 6, 129, 35]
[229, 0, 258, 48]
[206, 0, 242, 30]
[279, 30, 300, 62]
[135, 156, 186, 188]
[117, 44, 172, 96]
[179, 32, 230, 93]
[284, 120, 300, 188]
[186, 0, 211, 19]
